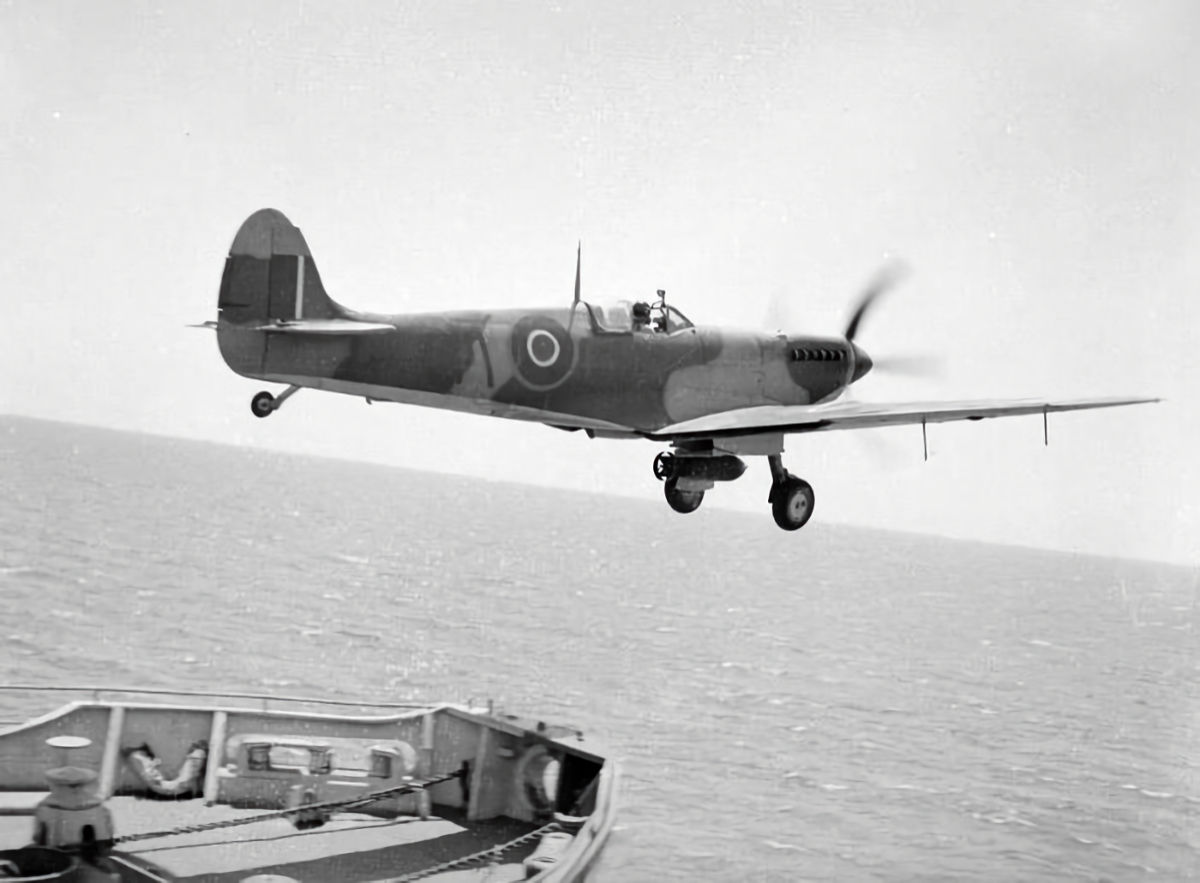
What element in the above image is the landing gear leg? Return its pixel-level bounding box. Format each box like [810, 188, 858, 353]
[250, 385, 301, 419]
[767, 454, 815, 531]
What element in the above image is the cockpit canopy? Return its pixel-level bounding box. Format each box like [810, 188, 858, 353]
[579, 300, 694, 335]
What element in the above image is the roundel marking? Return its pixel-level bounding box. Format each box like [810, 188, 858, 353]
[526, 329, 561, 368]
[511, 316, 576, 390]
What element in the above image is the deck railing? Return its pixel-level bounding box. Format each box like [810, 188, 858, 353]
[0, 683, 438, 719]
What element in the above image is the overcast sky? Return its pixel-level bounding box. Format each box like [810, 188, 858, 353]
[2, 1, 1197, 565]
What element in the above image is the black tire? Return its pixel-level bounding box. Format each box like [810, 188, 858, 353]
[652, 452, 675, 481]
[771, 478, 815, 531]
[664, 477, 704, 514]
[250, 391, 276, 418]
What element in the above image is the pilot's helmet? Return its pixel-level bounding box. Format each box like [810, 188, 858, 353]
[632, 302, 651, 322]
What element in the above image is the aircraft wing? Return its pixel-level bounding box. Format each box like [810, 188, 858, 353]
[646, 395, 1160, 441]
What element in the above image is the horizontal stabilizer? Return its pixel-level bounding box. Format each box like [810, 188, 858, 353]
[253, 318, 395, 335]
[188, 320, 219, 330]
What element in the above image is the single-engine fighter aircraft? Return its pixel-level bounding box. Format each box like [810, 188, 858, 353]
[205, 209, 1157, 531]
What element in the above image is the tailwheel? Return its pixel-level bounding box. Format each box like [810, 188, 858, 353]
[664, 477, 704, 514]
[771, 477, 815, 531]
[652, 451, 675, 481]
[250, 391, 276, 418]
[250, 384, 301, 419]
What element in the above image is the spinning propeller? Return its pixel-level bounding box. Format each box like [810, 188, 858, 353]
[840, 260, 941, 383]
[842, 260, 910, 342]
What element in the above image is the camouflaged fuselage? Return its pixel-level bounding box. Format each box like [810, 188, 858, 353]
[216, 209, 863, 434]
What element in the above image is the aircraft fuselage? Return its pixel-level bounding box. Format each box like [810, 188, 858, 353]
[220, 303, 863, 433]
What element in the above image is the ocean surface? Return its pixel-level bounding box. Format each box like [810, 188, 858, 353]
[0, 415, 1196, 881]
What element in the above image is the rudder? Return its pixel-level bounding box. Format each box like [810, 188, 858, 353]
[216, 208, 342, 377]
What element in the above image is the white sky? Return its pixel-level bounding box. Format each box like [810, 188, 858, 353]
[2, 1, 1197, 565]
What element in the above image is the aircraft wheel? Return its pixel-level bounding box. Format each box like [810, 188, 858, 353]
[664, 477, 704, 514]
[250, 391, 276, 418]
[652, 452, 675, 481]
[771, 477, 815, 531]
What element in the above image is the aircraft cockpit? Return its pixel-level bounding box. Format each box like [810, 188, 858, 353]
[580, 291, 693, 335]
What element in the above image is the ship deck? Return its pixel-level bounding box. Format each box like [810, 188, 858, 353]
[1, 796, 542, 882]
[0, 686, 617, 882]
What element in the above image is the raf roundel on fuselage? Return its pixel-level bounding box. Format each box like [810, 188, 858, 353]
[511, 315, 577, 390]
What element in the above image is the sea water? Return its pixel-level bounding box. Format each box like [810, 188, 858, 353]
[0, 416, 1195, 881]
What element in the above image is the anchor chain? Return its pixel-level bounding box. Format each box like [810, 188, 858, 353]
[111, 769, 463, 845]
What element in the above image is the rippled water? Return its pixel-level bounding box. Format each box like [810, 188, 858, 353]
[1, 416, 1196, 881]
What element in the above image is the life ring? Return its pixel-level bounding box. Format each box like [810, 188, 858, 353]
[513, 745, 558, 817]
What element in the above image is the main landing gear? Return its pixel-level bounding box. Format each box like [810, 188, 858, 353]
[654, 453, 705, 514]
[767, 454, 815, 531]
[652, 450, 816, 531]
[250, 385, 301, 418]
[664, 478, 705, 514]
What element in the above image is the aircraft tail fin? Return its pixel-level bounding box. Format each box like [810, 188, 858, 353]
[216, 209, 345, 376]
